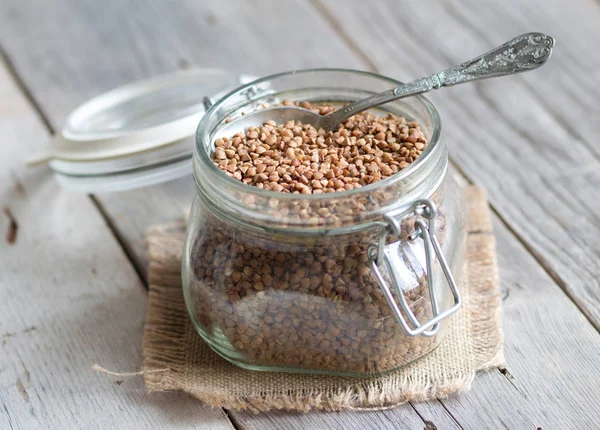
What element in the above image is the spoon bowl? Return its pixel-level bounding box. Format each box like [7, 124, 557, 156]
[215, 106, 325, 141]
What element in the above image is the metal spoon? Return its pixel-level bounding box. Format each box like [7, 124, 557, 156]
[217, 32, 554, 136]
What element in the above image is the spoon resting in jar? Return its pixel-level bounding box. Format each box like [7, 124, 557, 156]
[217, 32, 554, 135]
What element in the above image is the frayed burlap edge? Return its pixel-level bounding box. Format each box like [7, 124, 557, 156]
[142, 186, 504, 412]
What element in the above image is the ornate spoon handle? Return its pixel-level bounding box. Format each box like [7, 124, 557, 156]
[322, 33, 555, 131]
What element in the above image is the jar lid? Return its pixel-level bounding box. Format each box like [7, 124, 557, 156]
[28, 69, 255, 192]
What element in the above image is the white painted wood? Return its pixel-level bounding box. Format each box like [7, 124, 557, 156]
[318, 0, 600, 327]
[234, 211, 600, 430]
[93, 181, 196, 280]
[0, 1, 451, 426]
[0, 1, 454, 427]
[0, 59, 234, 429]
[437, 216, 600, 429]
[0, 0, 365, 276]
[1, 0, 600, 428]
[233, 404, 462, 430]
[232, 408, 434, 430]
[456, 0, 600, 160]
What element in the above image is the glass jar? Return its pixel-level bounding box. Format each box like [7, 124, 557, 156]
[182, 69, 466, 376]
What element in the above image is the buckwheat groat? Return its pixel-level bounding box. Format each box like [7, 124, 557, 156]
[187, 101, 443, 374]
[213, 101, 428, 194]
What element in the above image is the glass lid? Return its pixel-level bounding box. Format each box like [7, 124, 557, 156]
[27, 69, 254, 192]
[62, 68, 241, 141]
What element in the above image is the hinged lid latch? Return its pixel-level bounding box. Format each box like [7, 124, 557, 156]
[368, 199, 462, 337]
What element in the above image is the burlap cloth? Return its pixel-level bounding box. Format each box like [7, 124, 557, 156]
[142, 186, 504, 412]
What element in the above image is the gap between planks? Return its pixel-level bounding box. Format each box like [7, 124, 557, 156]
[438, 0, 600, 161]
[0, 3, 524, 426]
[306, 1, 515, 426]
[0, 44, 151, 291]
[0, 44, 238, 430]
[89, 195, 148, 287]
[308, 0, 599, 335]
[305, 0, 534, 424]
[307, 0, 529, 394]
[0, 7, 450, 429]
[3, 2, 596, 427]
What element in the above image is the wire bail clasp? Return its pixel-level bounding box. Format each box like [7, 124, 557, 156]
[368, 199, 462, 337]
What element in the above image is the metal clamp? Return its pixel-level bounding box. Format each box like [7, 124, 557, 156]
[368, 199, 461, 337]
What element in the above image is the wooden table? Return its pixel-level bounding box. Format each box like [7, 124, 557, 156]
[1, 1, 599, 428]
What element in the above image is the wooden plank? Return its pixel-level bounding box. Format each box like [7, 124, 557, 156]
[92, 181, 196, 279]
[232, 185, 600, 429]
[2, 0, 599, 429]
[231, 408, 431, 430]
[0, 0, 363, 127]
[0, 57, 234, 430]
[436, 214, 600, 429]
[307, 1, 600, 426]
[315, 0, 600, 327]
[454, 0, 600, 160]
[0, 1, 453, 427]
[233, 402, 464, 430]
[0, 0, 365, 276]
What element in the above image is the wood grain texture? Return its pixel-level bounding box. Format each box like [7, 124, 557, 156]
[1, 0, 600, 428]
[231, 408, 432, 430]
[316, 0, 600, 328]
[0, 0, 364, 276]
[0, 58, 234, 430]
[0, 1, 454, 428]
[233, 205, 600, 430]
[438, 214, 600, 429]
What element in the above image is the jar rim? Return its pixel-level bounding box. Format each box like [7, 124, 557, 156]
[194, 68, 443, 202]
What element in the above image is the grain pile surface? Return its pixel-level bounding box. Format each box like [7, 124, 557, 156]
[212, 101, 428, 194]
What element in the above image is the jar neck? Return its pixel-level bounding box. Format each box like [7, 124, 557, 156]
[193, 144, 447, 236]
[193, 69, 447, 234]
